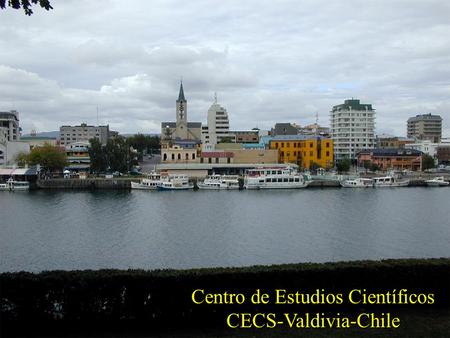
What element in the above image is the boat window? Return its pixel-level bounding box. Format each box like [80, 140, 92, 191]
[283, 178, 288, 182]
[295, 178, 299, 182]
[278, 178, 282, 182]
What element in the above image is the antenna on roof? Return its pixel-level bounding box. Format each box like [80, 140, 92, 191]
[214, 92, 217, 104]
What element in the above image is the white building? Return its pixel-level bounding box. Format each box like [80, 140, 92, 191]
[202, 97, 231, 146]
[330, 99, 376, 162]
[405, 139, 450, 158]
[0, 110, 29, 167]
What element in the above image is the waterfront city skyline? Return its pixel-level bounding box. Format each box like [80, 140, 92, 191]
[1, 0, 449, 136]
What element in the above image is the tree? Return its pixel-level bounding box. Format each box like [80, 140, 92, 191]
[0, 0, 53, 15]
[421, 154, 435, 171]
[88, 138, 107, 173]
[126, 134, 160, 155]
[105, 137, 130, 173]
[19, 143, 67, 172]
[336, 159, 351, 173]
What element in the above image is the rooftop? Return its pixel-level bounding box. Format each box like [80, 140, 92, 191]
[332, 99, 374, 112]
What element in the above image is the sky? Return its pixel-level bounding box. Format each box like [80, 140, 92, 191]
[1, 0, 449, 137]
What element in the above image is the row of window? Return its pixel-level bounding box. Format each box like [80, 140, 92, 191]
[163, 153, 196, 161]
[274, 142, 331, 148]
[200, 157, 232, 163]
[280, 151, 331, 157]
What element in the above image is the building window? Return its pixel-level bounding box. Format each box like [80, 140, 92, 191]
[185, 153, 189, 160]
[227, 157, 231, 163]
[178, 154, 181, 160]
[310, 142, 313, 148]
[171, 154, 175, 160]
[281, 143, 284, 147]
[310, 151, 313, 156]
[215, 158, 219, 163]
[192, 153, 195, 160]
[208, 158, 212, 163]
[326, 151, 330, 157]
[275, 142, 278, 148]
[326, 142, 330, 148]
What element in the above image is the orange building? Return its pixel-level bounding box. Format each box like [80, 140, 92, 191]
[269, 136, 334, 169]
[357, 148, 422, 171]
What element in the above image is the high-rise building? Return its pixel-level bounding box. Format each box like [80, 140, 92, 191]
[202, 97, 230, 145]
[0, 110, 21, 141]
[330, 99, 376, 162]
[407, 113, 442, 143]
[59, 123, 110, 146]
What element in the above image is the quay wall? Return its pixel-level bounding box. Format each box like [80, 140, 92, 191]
[37, 178, 132, 190]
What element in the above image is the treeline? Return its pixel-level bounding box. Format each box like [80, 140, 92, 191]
[1, 259, 449, 336]
[89, 134, 160, 173]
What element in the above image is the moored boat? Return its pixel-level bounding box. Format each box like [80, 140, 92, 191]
[340, 178, 373, 188]
[244, 166, 307, 189]
[157, 174, 193, 190]
[372, 175, 409, 187]
[198, 175, 240, 190]
[0, 178, 30, 191]
[131, 172, 163, 190]
[425, 176, 449, 187]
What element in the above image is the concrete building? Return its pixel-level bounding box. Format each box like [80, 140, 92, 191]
[405, 138, 450, 158]
[201, 97, 231, 145]
[60, 123, 110, 146]
[407, 113, 442, 142]
[161, 82, 202, 141]
[436, 146, 450, 165]
[0, 110, 29, 167]
[376, 135, 415, 149]
[229, 130, 259, 143]
[357, 148, 422, 171]
[65, 141, 91, 172]
[271, 123, 299, 136]
[269, 135, 334, 169]
[330, 99, 376, 163]
[21, 136, 58, 149]
[0, 110, 21, 141]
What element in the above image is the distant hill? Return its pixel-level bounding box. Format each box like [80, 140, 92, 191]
[22, 131, 59, 138]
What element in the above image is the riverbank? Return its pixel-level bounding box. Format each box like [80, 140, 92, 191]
[1, 258, 449, 337]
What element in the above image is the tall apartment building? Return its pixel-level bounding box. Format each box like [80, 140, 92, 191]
[330, 99, 375, 162]
[202, 99, 230, 145]
[59, 123, 110, 146]
[407, 113, 442, 142]
[0, 110, 21, 141]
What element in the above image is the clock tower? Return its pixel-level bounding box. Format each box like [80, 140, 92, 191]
[175, 81, 188, 139]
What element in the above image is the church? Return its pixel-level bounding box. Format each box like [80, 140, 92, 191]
[161, 82, 202, 141]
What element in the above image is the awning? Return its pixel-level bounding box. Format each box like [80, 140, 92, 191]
[0, 169, 14, 175]
[11, 168, 28, 175]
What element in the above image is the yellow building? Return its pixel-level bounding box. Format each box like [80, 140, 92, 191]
[269, 136, 334, 169]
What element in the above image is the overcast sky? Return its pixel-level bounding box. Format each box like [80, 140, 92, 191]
[1, 0, 449, 136]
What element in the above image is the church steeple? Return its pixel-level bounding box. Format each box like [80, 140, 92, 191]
[177, 80, 186, 102]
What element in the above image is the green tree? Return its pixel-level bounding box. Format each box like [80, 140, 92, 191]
[88, 138, 107, 173]
[106, 137, 130, 173]
[336, 159, 351, 173]
[126, 134, 160, 155]
[421, 154, 435, 171]
[15, 152, 29, 167]
[20, 143, 67, 171]
[0, 0, 52, 15]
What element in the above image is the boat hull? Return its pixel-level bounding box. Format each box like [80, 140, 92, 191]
[131, 182, 159, 190]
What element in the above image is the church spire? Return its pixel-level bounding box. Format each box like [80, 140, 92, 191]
[177, 80, 186, 102]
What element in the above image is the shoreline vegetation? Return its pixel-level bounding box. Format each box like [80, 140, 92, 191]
[1, 258, 449, 337]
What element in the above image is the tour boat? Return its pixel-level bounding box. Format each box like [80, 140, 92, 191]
[157, 174, 194, 190]
[425, 177, 449, 187]
[372, 175, 409, 187]
[340, 178, 373, 188]
[131, 172, 163, 190]
[198, 175, 240, 190]
[0, 178, 30, 191]
[244, 166, 307, 189]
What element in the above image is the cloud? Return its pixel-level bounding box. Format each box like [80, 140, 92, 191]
[0, 0, 449, 137]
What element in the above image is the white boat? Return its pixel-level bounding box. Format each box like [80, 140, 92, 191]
[340, 178, 373, 188]
[198, 175, 240, 190]
[425, 177, 449, 187]
[372, 175, 409, 187]
[157, 174, 194, 190]
[244, 166, 307, 189]
[0, 178, 30, 191]
[131, 172, 163, 190]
